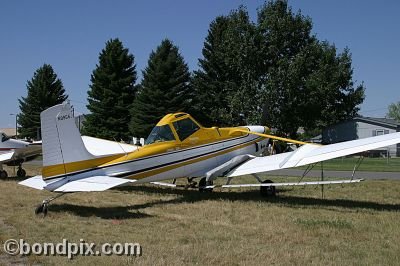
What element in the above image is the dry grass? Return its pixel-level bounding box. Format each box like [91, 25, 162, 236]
[1, 164, 400, 265]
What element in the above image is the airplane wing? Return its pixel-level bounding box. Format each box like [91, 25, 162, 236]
[227, 132, 400, 177]
[0, 150, 15, 163]
[19, 175, 136, 192]
[81, 136, 138, 156]
[0, 144, 42, 164]
[53, 176, 136, 192]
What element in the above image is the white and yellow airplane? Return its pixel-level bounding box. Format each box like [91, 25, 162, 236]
[20, 102, 400, 215]
[0, 132, 42, 178]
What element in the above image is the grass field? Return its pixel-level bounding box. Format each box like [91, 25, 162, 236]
[1, 165, 400, 265]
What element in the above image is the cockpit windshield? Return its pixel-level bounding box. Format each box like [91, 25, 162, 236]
[145, 124, 176, 145]
[1, 133, 10, 142]
[173, 118, 200, 141]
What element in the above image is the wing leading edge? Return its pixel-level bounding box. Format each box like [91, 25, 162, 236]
[19, 175, 136, 192]
[0, 151, 15, 163]
[53, 176, 136, 192]
[228, 132, 400, 177]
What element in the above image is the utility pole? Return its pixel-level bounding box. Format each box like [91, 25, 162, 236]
[9, 113, 18, 139]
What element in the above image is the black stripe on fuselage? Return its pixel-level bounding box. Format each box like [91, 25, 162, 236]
[115, 136, 263, 178]
[44, 129, 264, 181]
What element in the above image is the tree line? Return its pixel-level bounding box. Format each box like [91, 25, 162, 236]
[18, 0, 366, 141]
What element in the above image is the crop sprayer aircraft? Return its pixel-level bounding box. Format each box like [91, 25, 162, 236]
[19, 102, 400, 216]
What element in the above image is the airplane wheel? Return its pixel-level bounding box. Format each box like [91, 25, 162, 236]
[0, 170, 8, 179]
[260, 179, 276, 197]
[199, 177, 213, 192]
[17, 168, 26, 178]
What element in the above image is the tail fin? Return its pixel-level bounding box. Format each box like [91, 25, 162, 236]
[41, 102, 95, 177]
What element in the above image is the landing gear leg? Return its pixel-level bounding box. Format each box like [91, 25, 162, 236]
[35, 193, 66, 217]
[199, 177, 213, 192]
[185, 177, 197, 189]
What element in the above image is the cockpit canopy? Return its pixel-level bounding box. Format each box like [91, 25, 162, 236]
[172, 117, 200, 141]
[144, 114, 201, 145]
[145, 124, 175, 145]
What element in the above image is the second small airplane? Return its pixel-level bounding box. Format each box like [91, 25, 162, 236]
[0, 131, 42, 178]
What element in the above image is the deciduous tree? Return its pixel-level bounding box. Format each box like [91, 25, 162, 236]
[387, 102, 400, 122]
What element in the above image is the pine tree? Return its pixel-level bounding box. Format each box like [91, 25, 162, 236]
[18, 64, 68, 139]
[130, 39, 191, 138]
[191, 16, 232, 127]
[84, 38, 137, 141]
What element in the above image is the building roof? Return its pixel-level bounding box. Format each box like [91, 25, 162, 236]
[354, 117, 400, 128]
[0, 128, 16, 137]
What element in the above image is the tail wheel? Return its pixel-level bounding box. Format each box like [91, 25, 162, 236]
[260, 179, 276, 197]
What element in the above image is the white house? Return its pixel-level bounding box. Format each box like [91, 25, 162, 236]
[323, 117, 400, 157]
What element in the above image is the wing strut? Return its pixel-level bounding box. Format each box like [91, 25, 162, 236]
[321, 161, 324, 199]
[351, 156, 364, 180]
[297, 163, 317, 184]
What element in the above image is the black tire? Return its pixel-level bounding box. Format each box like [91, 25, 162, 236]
[199, 177, 213, 192]
[260, 179, 276, 197]
[17, 168, 26, 178]
[35, 204, 43, 215]
[0, 170, 8, 179]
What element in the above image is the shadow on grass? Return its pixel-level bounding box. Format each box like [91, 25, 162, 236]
[47, 184, 400, 218]
[49, 203, 153, 219]
[127, 185, 400, 212]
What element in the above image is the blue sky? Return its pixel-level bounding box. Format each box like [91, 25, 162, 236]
[1, 0, 399, 128]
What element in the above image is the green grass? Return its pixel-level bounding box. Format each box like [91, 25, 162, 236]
[298, 157, 400, 172]
[1, 165, 400, 265]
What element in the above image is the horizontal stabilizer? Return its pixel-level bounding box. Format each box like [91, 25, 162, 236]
[81, 136, 138, 156]
[53, 176, 136, 192]
[207, 179, 363, 189]
[228, 132, 400, 177]
[19, 176, 46, 190]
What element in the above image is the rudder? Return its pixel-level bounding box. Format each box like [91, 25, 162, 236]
[41, 102, 95, 177]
